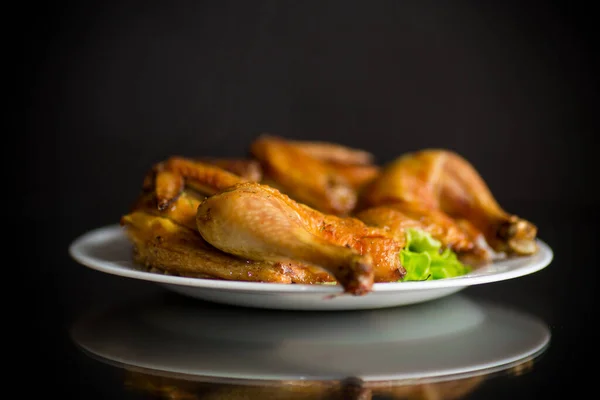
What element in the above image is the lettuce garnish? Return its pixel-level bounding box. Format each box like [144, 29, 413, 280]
[400, 228, 471, 281]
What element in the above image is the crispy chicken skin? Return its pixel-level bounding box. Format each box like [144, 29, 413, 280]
[123, 159, 334, 284]
[359, 149, 538, 256]
[195, 157, 263, 182]
[355, 206, 459, 247]
[121, 211, 333, 284]
[325, 163, 380, 192]
[358, 202, 475, 252]
[196, 182, 406, 295]
[150, 157, 251, 211]
[119, 139, 539, 294]
[285, 139, 375, 165]
[137, 157, 249, 229]
[355, 204, 492, 266]
[251, 135, 377, 215]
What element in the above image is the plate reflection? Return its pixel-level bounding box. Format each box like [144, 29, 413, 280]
[71, 292, 550, 399]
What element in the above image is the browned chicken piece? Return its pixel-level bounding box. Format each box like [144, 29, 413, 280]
[358, 203, 474, 252]
[355, 205, 491, 266]
[155, 157, 251, 210]
[131, 191, 203, 231]
[325, 163, 381, 192]
[121, 211, 334, 284]
[276, 137, 381, 191]
[285, 139, 375, 165]
[360, 149, 538, 256]
[124, 158, 334, 284]
[196, 182, 406, 295]
[250, 135, 362, 215]
[138, 157, 250, 229]
[195, 157, 263, 182]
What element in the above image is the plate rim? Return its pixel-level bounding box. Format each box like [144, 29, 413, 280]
[69, 224, 553, 293]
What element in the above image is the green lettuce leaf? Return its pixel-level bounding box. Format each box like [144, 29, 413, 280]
[400, 228, 470, 281]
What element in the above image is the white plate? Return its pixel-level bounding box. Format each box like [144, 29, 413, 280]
[71, 292, 551, 383]
[69, 224, 553, 310]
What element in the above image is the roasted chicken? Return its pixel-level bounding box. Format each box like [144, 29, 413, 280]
[196, 182, 406, 295]
[119, 138, 539, 296]
[359, 149, 538, 257]
[122, 211, 332, 284]
[250, 135, 379, 215]
[122, 157, 334, 284]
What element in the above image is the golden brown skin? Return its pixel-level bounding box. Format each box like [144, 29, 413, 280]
[355, 206, 429, 244]
[125, 158, 333, 284]
[121, 211, 334, 284]
[154, 170, 185, 210]
[359, 203, 475, 252]
[136, 157, 251, 229]
[360, 149, 538, 256]
[286, 139, 375, 165]
[355, 205, 491, 266]
[250, 135, 358, 215]
[326, 163, 380, 192]
[196, 182, 406, 295]
[156, 157, 249, 210]
[195, 157, 263, 182]
[130, 191, 203, 231]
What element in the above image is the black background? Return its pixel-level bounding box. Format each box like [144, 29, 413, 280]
[24, 0, 598, 398]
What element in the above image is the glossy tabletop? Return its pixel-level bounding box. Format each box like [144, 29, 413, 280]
[33, 205, 596, 399]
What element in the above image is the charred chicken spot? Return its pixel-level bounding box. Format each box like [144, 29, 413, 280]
[497, 220, 516, 240]
[276, 262, 294, 275]
[155, 235, 164, 244]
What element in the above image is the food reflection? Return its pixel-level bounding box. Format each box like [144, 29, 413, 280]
[71, 293, 549, 399]
[124, 370, 487, 399]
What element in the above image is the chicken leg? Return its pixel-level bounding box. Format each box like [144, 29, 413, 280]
[359, 149, 538, 255]
[196, 182, 406, 295]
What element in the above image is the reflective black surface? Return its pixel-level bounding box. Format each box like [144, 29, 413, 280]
[25, 1, 598, 398]
[70, 291, 550, 381]
[36, 204, 597, 399]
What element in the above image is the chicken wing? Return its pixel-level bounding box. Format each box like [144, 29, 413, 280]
[250, 135, 378, 215]
[276, 137, 381, 192]
[325, 162, 381, 193]
[285, 139, 375, 165]
[359, 149, 538, 256]
[195, 157, 263, 182]
[196, 182, 406, 295]
[137, 156, 253, 229]
[154, 156, 250, 210]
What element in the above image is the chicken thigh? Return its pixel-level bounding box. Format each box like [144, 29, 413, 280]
[196, 182, 406, 295]
[359, 149, 538, 256]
